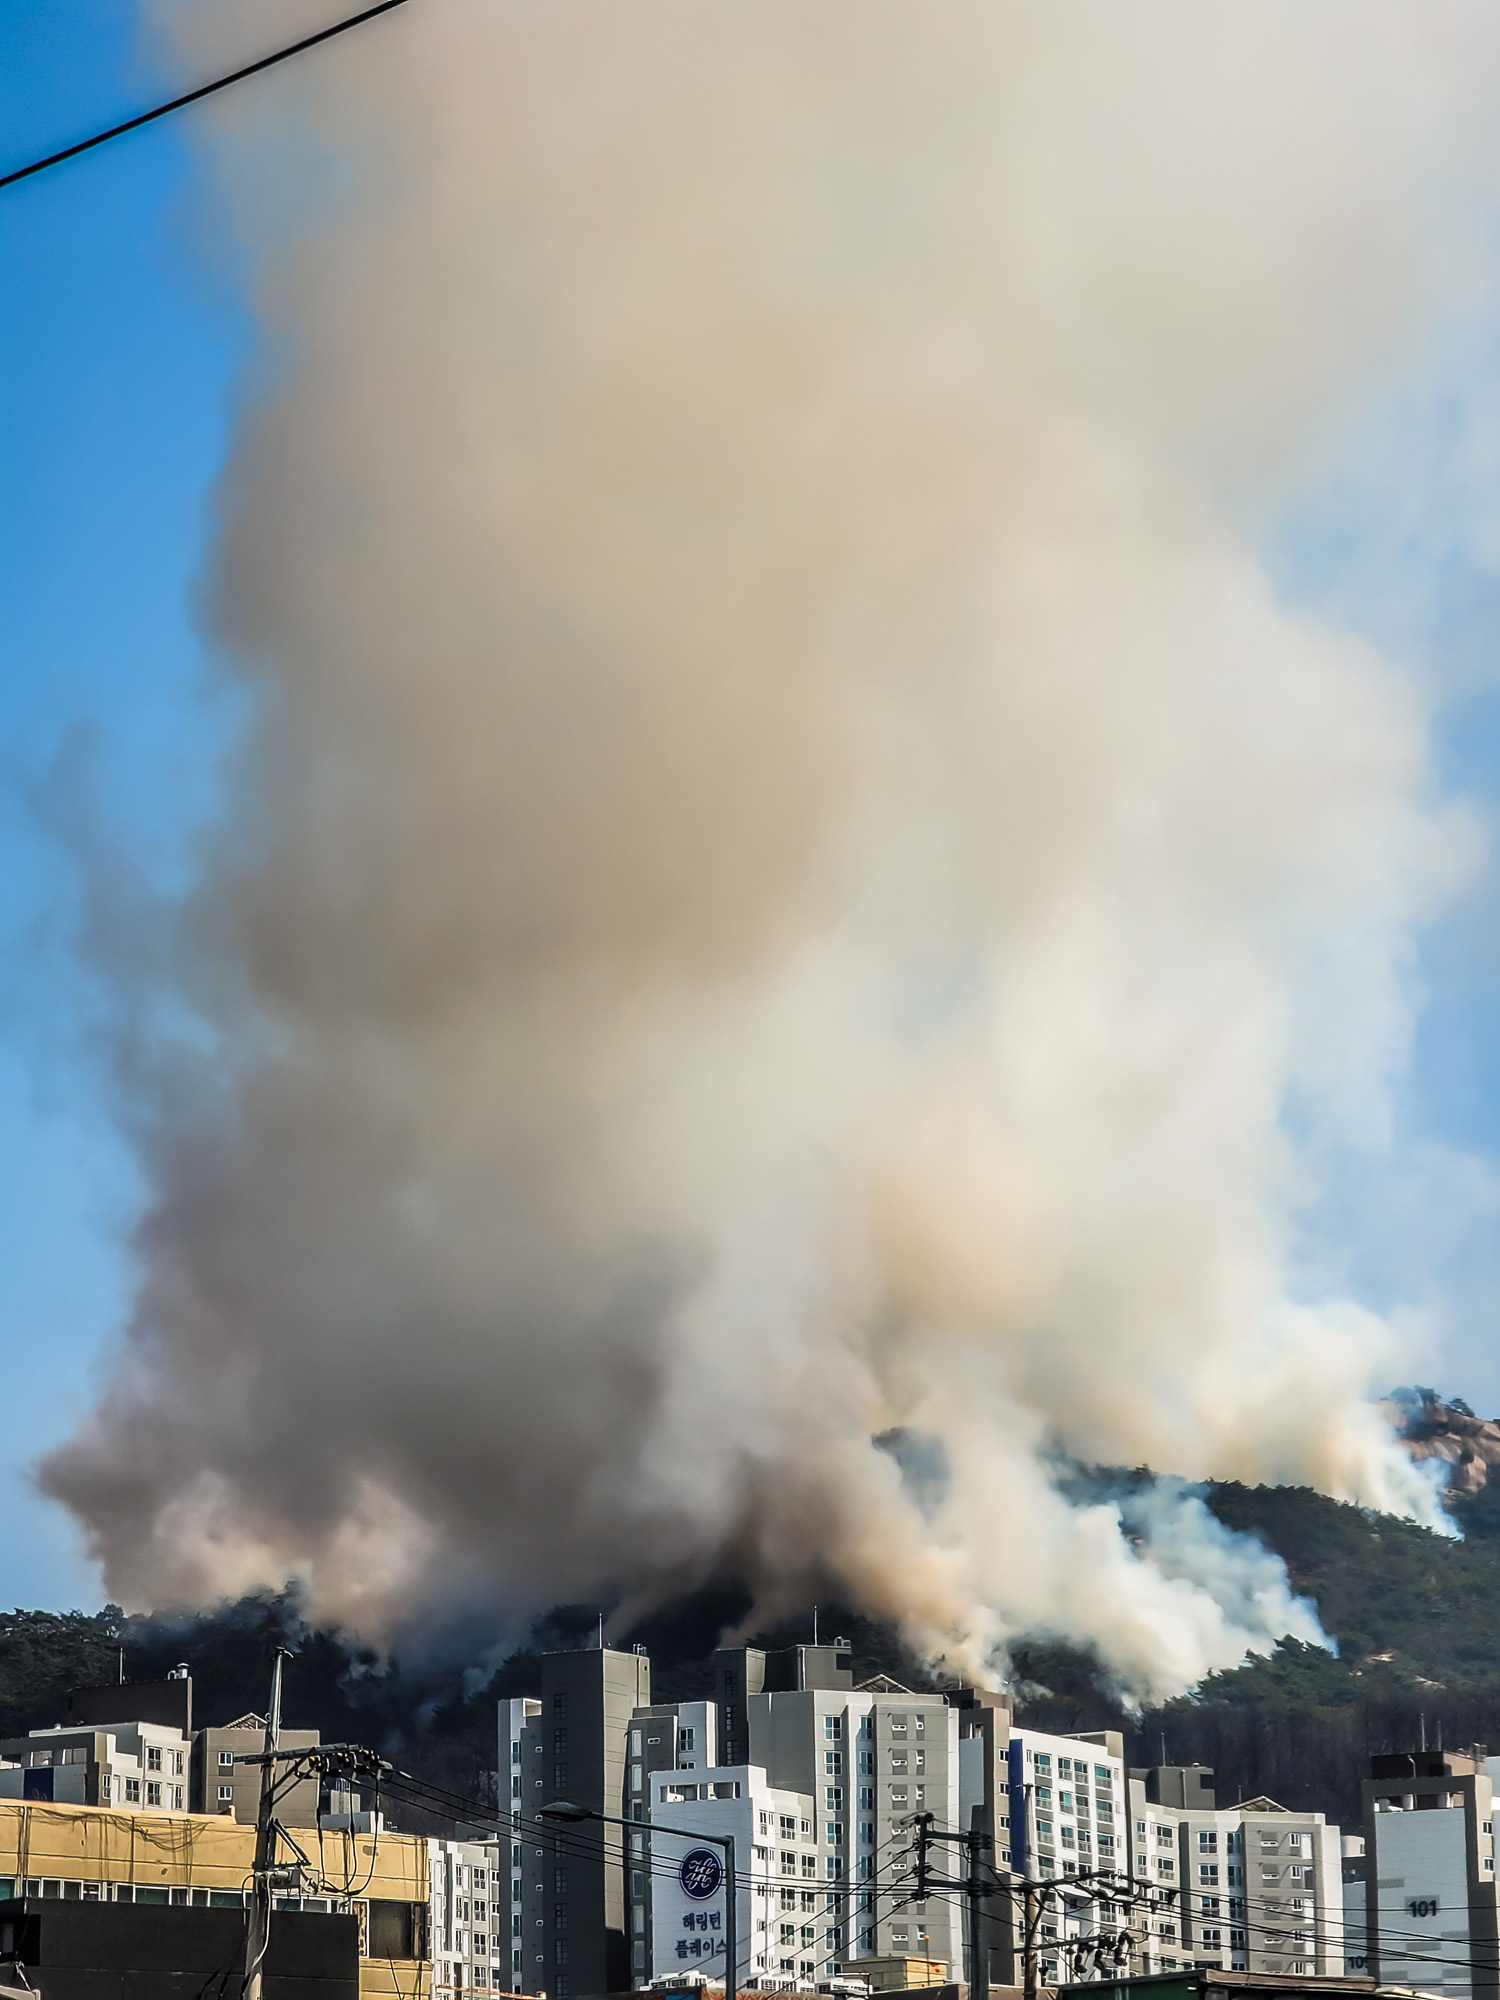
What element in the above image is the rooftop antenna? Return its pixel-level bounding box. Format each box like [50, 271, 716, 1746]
[1437, 1718, 1444, 1753]
[1420, 1713, 1427, 1753]
[813, 1606, 819, 1646]
[1160, 1730, 1167, 1767]
[598, 1612, 605, 1652]
[118, 1646, 124, 1686]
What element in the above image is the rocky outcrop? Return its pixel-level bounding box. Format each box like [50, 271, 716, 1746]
[1392, 1395, 1500, 1498]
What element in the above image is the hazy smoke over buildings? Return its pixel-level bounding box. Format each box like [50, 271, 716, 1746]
[39, 1, 1500, 1698]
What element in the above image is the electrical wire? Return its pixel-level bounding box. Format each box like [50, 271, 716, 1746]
[0, 0, 412, 193]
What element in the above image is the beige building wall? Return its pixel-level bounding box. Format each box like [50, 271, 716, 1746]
[0, 1798, 431, 1999]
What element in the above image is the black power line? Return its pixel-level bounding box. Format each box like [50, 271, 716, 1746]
[0, 0, 412, 193]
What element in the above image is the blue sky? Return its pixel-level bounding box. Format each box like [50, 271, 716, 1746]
[0, 0, 244, 1608]
[6, 3, 1500, 1615]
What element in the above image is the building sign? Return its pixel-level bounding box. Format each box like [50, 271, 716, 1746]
[679, 1849, 724, 1901]
[1407, 1898, 1441, 1919]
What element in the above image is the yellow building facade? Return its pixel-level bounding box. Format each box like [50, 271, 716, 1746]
[0, 1797, 430, 1997]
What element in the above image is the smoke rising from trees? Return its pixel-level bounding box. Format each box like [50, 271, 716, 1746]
[37, 0, 1500, 1698]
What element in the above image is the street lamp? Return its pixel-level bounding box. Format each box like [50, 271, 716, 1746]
[538, 1799, 738, 2000]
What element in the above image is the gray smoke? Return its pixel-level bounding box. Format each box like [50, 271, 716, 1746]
[38, 0, 1500, 1698]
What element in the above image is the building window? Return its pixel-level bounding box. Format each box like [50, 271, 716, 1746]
[825, 1716, 843, 1740]
[125, 1780, 140, 1803]
[219, 1751, 234, 1769]
[555, 1905, 569, 1931]
[554, 1766, 567, 1790]
[146, 1783, 162, 1807]
[553, 1695, 567, 1719]
[827, 1789, 843, 1811]
[173, 1787, 183, 1809]
[147, 1748, 163, 1773]
[825, 1752, 843, 1776]
[100, 1776, 112, 1802]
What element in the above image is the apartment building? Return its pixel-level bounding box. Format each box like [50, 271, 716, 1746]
[647, 1761, 818, 1988]
[191, 1713, 321, 1827]
[624, 1697, 718, 1984]
[1124, 1768, 1343, 1978]
[0, 1719, 191, 1813]
[429, 1834, 504, 1996]
[999, 1725, 1129, 1984]
[1363, 1747, 1500, 2000]
[741, 1673, 962, 1980]
[503, 1645, 652, 1999]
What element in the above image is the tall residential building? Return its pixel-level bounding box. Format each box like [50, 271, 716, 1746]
[1125, 1769, 1343, 1978]
[997, 1725, 1129, 1985]
[1363, 1747, 1500, 2000]
[647, 1762, 817, 1987]
[501, 1647, 652, 1999]
[429, 1833, 504, 1997]
[624, 1698, 717, 1983]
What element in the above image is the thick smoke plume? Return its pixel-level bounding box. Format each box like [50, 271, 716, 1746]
[40, 1, 1500, 1699]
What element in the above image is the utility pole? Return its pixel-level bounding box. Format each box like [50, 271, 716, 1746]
[243, 1647, 290, 2000]
[1022, 1879, 1041, 2000]
[965, 1829, 992, 2000]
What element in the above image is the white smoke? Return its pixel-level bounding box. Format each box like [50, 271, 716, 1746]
[38, 0, 1500, 1700]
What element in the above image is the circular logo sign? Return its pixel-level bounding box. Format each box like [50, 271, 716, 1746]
[679, 1848, 724, 1901]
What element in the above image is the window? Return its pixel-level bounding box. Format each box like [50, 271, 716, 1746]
[218, 1750, 235, 1769]
[1058, 1758, 1072, 1777]
[125, 1779, 140, 1803]
[555, 1904, 569, 1931]
[825, 1717, 843, 1741]
[147, 1748, 163, 1772]
[512, 1777, 521, 1798]
[553, 1695, 567, 1719]
[555, 1869, 568, 1894]
[1288, 1833, 1302, 1849]
[172, 1787, 184, 1808]
[1199, 1866, 1219, 1886]
[1095, 1767, 1110, 1785]
[1290, 1865, 1304, 1881]
[218, 1786, 234, 1802]
[858, 1752, 873, 1776]
[173, 1752, 184, 1776]
[100, 1776, 112, 1801]
[826, 1789, 843, 1810]
[146, 1783, 162, 1807]
[802, 1856, 817, 1880]
[1035, 1753, 1051, 1773]
[554, 1765, 567, 1789]
[678, 1728, 696, 1753]
[825, 1752, 843, 1775]
[1198, 1832, 1218, 1853]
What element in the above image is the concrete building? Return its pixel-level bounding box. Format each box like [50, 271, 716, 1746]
[1122, 1772, 1343, 1979]
[0, 1792, 429, 1999]
[997, 1726, 1129, 1985]
[742, 1674, 962, 1981]
[429, 1833, 504, 1996]
[191, 1712, 322, 1827]
[1342, 1832, 1369, 1976]
[1363, 1747, 1500, 2000]
[647, 1762, 817, 1989]
[504, 1646, 653, 1999]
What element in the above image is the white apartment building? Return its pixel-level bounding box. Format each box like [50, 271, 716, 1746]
[743, 1679, 962, 1982]
[0, 1720, 190, 1813]
[1004, 1727, 1128, 1984]
[1125, 1774, 1343, 1979]
[648, 1763, 819, 1990]
[429, 1834, 505, 1996]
